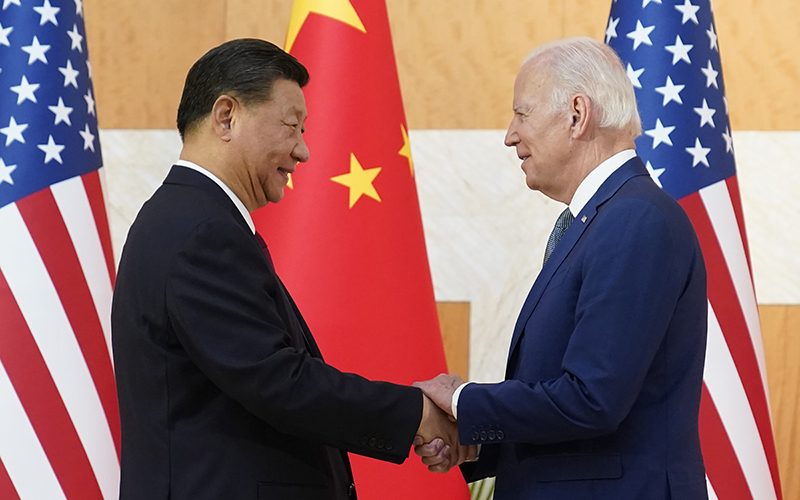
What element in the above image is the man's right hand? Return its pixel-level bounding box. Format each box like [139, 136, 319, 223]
[414, 395, 477, 473]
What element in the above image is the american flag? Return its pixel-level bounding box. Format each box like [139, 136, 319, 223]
[0, 1, 119, 499]
[606, 1, 782, 499]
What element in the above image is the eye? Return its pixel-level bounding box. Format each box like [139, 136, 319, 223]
[283, 118, 305, 134]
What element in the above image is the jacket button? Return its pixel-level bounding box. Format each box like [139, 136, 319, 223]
[349, 483, 356, 498]
[359, 436, 368, 446]
[472, 431, 479, 441]
[497, 431, 505, 440]
[376, 439, 385, 449]
[368, 438, 377, 447]
[488, 430, 496, 440]
[385, 441, 393, 451]
[479, 431, 487, 441]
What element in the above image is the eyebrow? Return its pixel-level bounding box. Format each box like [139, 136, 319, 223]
[284, 105, 307, 119]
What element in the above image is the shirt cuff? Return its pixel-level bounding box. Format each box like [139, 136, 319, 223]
[451, 381, 472, 420]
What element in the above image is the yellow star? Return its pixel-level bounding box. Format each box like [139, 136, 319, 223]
[287, 173, 294, 189]
[285, 0, 366, 53]
[331, 153, 382, 208]
[398, 123, 414, 177]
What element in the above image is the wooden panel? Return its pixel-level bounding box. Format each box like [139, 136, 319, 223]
[85, 0, 571, 131]
[563, 0, 609, 40]
[436, 302, 470, 381]
[84, 0, 228, 130]
[388, 0, 564, 130]
[759, 305, 800, 500]
[225, 0, 292, 46]
[84, 0, 800, 131]
[714, 0, 800, 131]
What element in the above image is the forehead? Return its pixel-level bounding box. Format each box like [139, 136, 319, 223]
[261, 78, 307, 116]
[513, 61, 549, 107]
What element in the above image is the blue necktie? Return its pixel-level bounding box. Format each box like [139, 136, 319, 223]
[543, 208, 575, 264]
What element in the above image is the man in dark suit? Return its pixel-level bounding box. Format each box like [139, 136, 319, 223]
[112, 39, 469, 500]
[415, 37, 708, 499]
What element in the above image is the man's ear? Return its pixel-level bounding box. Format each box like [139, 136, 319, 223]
[569, 94, 593, 139]
[211, 95, 237, 141]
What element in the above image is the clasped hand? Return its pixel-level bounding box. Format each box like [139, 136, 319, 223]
[413, 374, 478, 473]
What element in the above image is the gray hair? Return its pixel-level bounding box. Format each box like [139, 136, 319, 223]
[524, 37, 641, 137]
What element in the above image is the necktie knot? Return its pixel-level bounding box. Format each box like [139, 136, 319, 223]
[543, 208, 575, 264]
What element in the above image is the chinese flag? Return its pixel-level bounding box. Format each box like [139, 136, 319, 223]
[251, 1, 470, 499]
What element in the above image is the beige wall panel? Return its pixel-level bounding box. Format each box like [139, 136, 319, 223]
[387, 0, 564, 129]
[714, 0, 800, 131]
[84, 0, 800, 131]
[562, 0, 608, 40]
[760, 305, 800, 500]
[84, 0, 227, 129]
[436, 302, 470, 381]
[225, 0, 291, 45]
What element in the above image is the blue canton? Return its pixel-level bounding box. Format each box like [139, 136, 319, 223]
[606, 0, 736, 201]
[0, 0, 101, 209]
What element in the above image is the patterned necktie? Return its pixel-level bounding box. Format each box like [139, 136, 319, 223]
[543, 208, 575, 265]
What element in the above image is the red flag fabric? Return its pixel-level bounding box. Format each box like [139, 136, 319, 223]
[0, 2, 120, 499]
[252, 1, 470, 499]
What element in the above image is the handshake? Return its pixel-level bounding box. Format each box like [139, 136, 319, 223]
[413, 373, 478, 473]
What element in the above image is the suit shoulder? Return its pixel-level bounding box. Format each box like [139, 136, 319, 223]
[589, 177, 702, 272]
[606, 176, 695, 231]
[118, 182, 255, 279]
[131, 183, 244, 245]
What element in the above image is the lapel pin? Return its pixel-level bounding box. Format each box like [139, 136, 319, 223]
[581, 215, 587, 223]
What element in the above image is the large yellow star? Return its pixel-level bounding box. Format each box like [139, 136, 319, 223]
[287, 173, 294, 189]
[398, 123, 414, 177]
[285, 0, 366, 53]
[331, 153, 382, 208]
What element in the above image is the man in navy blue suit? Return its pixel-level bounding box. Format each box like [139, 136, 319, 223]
[415, 37, 708, 499]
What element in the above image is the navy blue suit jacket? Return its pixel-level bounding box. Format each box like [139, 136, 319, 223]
[112, 166, 422, 500]
[458, 157, 708, 499]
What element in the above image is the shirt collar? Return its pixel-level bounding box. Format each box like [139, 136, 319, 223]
[568, 149, 636, 217]
[174, 159, 255, 234]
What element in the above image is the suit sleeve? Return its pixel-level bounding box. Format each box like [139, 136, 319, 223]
[165, 217, 422, 463]
[458, 198, 697, 445]
[460, 444, 501, 483]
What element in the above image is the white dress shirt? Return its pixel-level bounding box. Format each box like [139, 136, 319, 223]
[175, 159, 255, 234]
[452, 149, 638, 419]
[568, 149, 636, 217]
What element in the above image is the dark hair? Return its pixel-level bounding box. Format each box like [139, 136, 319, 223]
[176, 38, 309, 140]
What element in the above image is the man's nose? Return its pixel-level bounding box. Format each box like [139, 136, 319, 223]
[504, 126, 518, 147]
[294, 139, 310, 163]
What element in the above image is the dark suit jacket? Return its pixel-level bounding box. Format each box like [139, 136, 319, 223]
[459, 157, 708, 500]
[112, 166, 422, 500]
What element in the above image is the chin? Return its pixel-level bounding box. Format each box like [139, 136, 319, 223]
[525, 178, 540, 191]
[266, 188, 285, 204]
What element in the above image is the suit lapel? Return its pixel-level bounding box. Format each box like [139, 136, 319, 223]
[506, 157, 650, 370]
[165, 165, 325, 359]
[280, 280, 325, 360]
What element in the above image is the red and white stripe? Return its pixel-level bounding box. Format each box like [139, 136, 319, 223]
[679, 175, 782, 500]
[0, 171, 119, 500]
